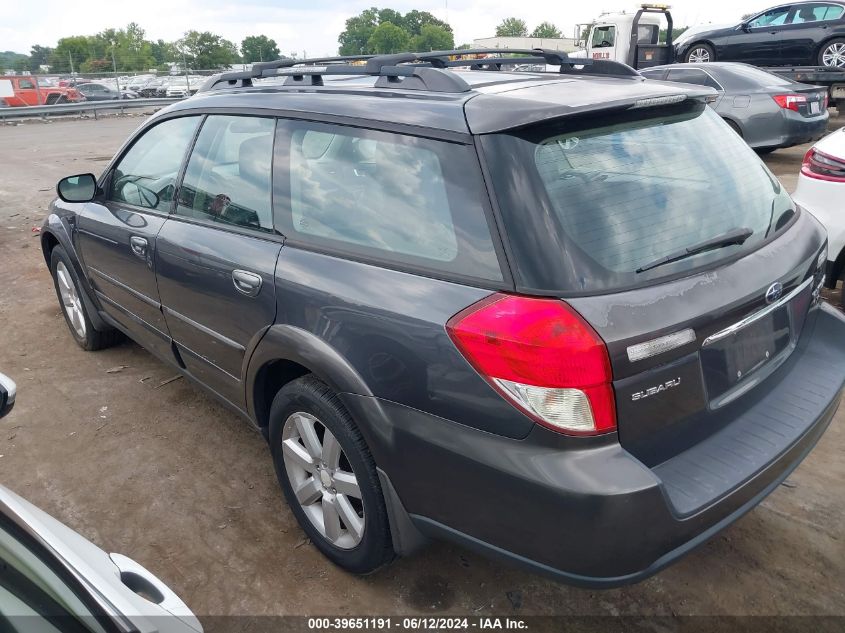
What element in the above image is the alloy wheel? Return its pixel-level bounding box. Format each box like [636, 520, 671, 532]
[56, 261, 86, 339]
[688, 48, 711, 63]
[822, 43, 845, 67]
[281, 412, 364, 549]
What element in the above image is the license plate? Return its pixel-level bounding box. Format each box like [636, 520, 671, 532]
[701, 308, 792, 400]
[810, 101, 821, 114]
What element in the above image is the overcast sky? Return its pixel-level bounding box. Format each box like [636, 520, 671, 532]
[2, 0, 771, 56]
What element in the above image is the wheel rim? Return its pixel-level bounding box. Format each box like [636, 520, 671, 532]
[281, 412, 364, 549]
[822, 43, 845, 67]
[56, 261, 86, 339]
[688, 47, 711, 63]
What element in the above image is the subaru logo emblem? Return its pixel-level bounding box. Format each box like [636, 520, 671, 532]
[765, 282, 783, 304]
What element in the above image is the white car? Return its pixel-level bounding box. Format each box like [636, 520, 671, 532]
[0, 374, 202, 633]
[793, 127, 845, 303]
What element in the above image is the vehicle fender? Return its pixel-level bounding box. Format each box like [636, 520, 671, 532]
[244, 324, 375, 425]
[40, 212, 108, 331]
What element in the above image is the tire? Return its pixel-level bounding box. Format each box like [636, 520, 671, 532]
[684, 42, 715, 63]
[818, 38, 845, 68]
[268, 375, 394, 574]
[50, 246, 122, 351]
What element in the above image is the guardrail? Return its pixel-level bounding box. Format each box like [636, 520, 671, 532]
[0, 98, 181, 120]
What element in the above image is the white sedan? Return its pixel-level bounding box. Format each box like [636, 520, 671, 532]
[793, 127, 845, 303]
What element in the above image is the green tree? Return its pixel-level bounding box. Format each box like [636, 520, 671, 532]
[241, 35, 280, 63]
[404, 10, 452, 37]
[495, 17, 528, 37]
[179, 30, 239, 69]
[659, 26, 689, 42]
[151, 39, 177, 67]
[29, 45, 52, 72]
[530, 21, 562, 38]
[0, 51, 29, 73]
[367, 22, 409, 54]
[338, 7, 380, 55]
[377, 8, 405, 29]
[410, 24, 454, 52]
[49, 36, 91, 72]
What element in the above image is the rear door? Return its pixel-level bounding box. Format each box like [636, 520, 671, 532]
[76, 115, 201, 360]
[155, 114, 282, 410]
[780, 3, 845, 64]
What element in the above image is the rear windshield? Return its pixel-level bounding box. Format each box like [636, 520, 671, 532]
[723, 64, 795, 87]
[481, 103, 796, 294]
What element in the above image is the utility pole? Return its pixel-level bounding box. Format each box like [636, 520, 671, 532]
[182, 49, 190, 93]
[111, 49, 120, 99]
[68, 52, 74, 75]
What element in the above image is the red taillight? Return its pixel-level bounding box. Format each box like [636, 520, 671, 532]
[802, 147, 845, 182]
[446, 293, 616, 436]
[772, 94, 807, 111]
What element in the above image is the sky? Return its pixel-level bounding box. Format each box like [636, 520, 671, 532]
[1, 0, 773, 56]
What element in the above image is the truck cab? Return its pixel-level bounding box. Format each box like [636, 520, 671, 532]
[574, 4, 675, 69]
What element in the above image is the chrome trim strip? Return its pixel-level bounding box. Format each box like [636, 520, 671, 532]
[627, 328, 696, 362]
[702, 277, 814, 347]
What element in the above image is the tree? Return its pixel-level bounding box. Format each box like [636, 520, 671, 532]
[530, 21, 562, 39]
[377, 8, 405, 30]
[178, 30, 239, 69]
[367, 22, 409, 54]
[151, 39, 177, 67]
[49, 36, 91, 72]
[338, 7, 380, 55]
[29, 45, 53, 72]
[241, 35, 280, 63]
[659, 26, 689, 42]
[410, 24, 454, 52]
[496, 17, 528, 37]
[403, 10, 451, 36]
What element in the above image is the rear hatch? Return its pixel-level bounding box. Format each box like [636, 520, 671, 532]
[480, 98, 828, 486]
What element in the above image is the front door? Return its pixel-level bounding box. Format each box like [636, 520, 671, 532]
[155, 114, 282, 410]
[780, 3, 845, 64]
[76, 115, 202, 360]
[725, 5, 792, 64]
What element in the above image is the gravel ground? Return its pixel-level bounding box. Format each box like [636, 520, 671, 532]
[0, 112, 843, 624]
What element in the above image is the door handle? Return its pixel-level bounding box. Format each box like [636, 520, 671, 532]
[232, 270, 262, 297]
[129, 236, 147, 259]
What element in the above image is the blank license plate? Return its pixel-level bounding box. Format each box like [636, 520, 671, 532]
[810, 101, 821, 114]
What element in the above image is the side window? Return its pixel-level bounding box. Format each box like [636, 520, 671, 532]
[276, 121, 503, 282]
[592, 25, 616, 48]
[175, 115, 276, 233]
[666, 68, 722, 90]
[639, 69, 666, 80]
[110, 116, 200, 212]
[18, 79, 34, 90]
[748, 7, 791, 27]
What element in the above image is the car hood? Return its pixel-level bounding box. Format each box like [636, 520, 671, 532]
[675, 23, 735, 46]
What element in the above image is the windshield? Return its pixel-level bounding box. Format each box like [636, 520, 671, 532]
[481, 103, 796, 293]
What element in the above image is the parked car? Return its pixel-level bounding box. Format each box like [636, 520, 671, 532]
[0, 373, 202, 632]
[126, 74, 156, 93]
[165, 77, 200, 98]
[138, 78, 168, 97]
[793, 126, 845, 302]
[41, 49, 845, 586]
[0, 75, 83, 106]
[75, 82, 122, 101]
[641, 62, 829, 151]
[676, 1, 845, 66]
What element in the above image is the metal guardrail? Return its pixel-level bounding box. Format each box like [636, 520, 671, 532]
[0, 98, 181, 120]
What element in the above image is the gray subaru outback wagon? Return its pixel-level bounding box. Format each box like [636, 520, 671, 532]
[42, 49, 845, 586]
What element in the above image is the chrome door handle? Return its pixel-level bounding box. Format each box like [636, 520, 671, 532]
[129, 236, 147, 259]
[232, 270, 262, 297]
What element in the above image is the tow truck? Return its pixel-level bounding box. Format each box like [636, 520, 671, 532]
[573, 4, 845, 105]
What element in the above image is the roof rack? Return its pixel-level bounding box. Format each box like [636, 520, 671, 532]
[197, 48, 641, 95]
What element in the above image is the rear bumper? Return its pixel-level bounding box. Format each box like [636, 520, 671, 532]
[345, 303, 845, 587]
[767, 110, 829, 149]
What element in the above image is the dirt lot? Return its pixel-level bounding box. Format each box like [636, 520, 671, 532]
[0, 113, 843, 623]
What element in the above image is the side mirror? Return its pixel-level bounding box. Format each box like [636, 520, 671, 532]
[57, 173, 97, 203]
[0, 373, 16, 419]
[740, 22, 751, 32]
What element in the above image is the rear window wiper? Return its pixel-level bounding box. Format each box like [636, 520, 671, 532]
[635, 227, 754, 274]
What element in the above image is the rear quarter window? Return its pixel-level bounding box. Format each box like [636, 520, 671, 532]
[273, 121, 503, 283]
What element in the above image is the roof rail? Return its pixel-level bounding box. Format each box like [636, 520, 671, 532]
[197, 48, 641, 95]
